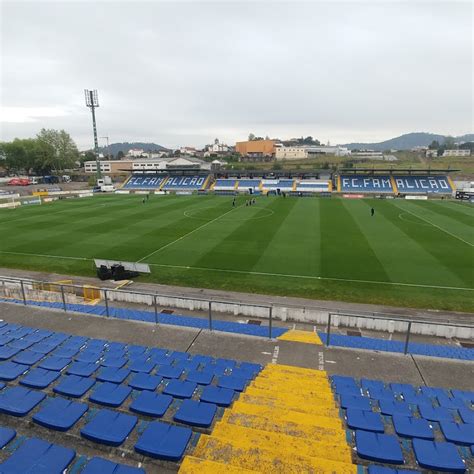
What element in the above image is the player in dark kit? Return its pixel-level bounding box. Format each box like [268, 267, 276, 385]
[371, 208, 375, 217]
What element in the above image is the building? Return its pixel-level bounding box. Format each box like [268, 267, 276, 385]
[235, 139, 276, 158]
[179, 147, 198, 156]
[351, 150, 384, 157]
[84, 157, 211, 175]
[127, 149, 145, 157]
[275, 145, 350, 160]
[207, 139, 229, 154]
[426, 149, 438, 158]
[443, 149, 471, 157]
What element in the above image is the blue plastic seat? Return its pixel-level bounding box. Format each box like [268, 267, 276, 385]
[52, 347, 79, 358]
[355, 430, 404, 464]
[0, 437, 75, 473]
[75, 351, 102, 364]
[346, 409, 384, 432]
[458, 407, 474, 424]
[390, 383, 416, 398]
[54, 375, 96, 398]
[128, 345, 147, 357]
[402, 393, 432, 407]
[214, 358, 236, 369]
[12, 350, 44, 366]
[174, 399, 217, 427]
[368, 387, 396, 402]
[82, 456, 145, 474]
[419, 404, 454, 422]
[200, 386, 235, 407]
[368, 467, 421, 474]
[101, 356, 128, 368]
[38, 355, 71, 371]
[0, 386, 45, 416]
[20, 367, 60, 388]
[9, 339, 34, 351]
[412, 438, 466, 473]
[392, 415, 434, 440]
[129, 391, 172, 417]
[0, 361, 28, 381]
[0, 427, 15, 448]
[156, 365, 183, 379]
[163, 380, 197, 399]
[81, 409, 137, 446]
[217, 375, 247, 392]
[238, 362, 262, 374]
[340, 394, 372, 411]
[420, 386, 450, 399]
[30, 341, 59, 354]
[33, 397, 88, 431]
[361, 379, 385, 392]
[379, 399, 412, 417]
[451, 389, 474, 404]
[67, 361, 98, 377]
[134, 421, 192, 461]
[228, 368, 256, 380]
[89, 382, 132, 407]
[440, 421, 474, 445]
[97, 367, 131, 384]
[128, 373, 162, 391]
[0, 345, 20, 360]
[185, 370, 214, 385]
[437, 393, 468, 410]
[128, 359, 155, 373]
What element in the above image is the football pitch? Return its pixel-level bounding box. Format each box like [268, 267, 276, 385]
[0, 194, 472, 312]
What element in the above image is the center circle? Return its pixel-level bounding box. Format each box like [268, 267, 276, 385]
[184, 206, 274, 221]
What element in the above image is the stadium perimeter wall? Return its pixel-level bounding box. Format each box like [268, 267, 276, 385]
[1, 277, 472, 339]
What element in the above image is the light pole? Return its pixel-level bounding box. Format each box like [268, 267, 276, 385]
[101, 136, 110, 160]
[84, 89, 101, 179]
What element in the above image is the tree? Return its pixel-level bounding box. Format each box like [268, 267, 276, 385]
[428, 140, 440, 150]
[248, 133, 255, 141]
[117, 150, 125, 160]
[36, 129, 79, 172]
[443, 136, 456, 149]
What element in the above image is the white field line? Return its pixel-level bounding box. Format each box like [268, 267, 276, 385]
[395, 203, 473, 247]
[146, 262, 474, 292]
[1, 250, 472, 292]
[0, 251, 89, 261]
[137, 204, 244, 262]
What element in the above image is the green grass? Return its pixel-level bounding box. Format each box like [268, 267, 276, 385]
[0, 194, 473, 312]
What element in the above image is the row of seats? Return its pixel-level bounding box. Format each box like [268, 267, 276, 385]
[0, 320, 263, 470]
[0, 297, 287, 338]
[331, 375, 473, 473]
[320, 332, 474, 361]
[0, 430, 145, 473]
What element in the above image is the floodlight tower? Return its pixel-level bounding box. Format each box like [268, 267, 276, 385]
[84, 89, 101, 179]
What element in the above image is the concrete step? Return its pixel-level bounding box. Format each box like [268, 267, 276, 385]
[179, 455, 260, 473]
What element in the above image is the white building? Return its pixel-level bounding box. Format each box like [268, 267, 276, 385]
[443, 149, 471, 157]
[207, 139, 229, 154]
[275, 145, 350, 160]
[128, 149, 145, 157]
[179, 147, 198, 156]
[351, 150, 383, 157]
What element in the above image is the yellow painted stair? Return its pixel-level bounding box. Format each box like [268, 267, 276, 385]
[277, 329, 322, 345]
[179, 363, 356, 473]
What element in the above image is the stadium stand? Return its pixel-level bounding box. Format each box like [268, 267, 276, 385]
[393, 175, 454, 194]
[212, 179, 237, 191]
[295, 179, 331, 193]
[339, 175, 394, 193]
[262, 179, 295, 193]
[236, 179, 262, 192]
[163, 176, 209, 191]
[330, 374, 472, 473]
[122, 175, 167, 189]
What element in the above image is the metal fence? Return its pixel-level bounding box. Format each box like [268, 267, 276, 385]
[0, 275, 473, 346]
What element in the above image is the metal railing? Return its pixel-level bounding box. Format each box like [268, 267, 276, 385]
[325, 312, 474, 354]
[1, 276, 473, 348]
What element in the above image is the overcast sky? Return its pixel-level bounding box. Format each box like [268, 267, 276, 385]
[1, 0, 472, 150]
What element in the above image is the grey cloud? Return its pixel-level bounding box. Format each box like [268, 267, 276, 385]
[1, 1, 472, 149]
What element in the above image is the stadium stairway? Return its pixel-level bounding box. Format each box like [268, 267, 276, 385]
[179, 364, 357, 473]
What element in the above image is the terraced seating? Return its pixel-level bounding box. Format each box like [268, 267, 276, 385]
[330, 374, 473, 473]
[0, 321, 264, 471]
[0, 296, 287, 338]
[319, 331, 474, 361]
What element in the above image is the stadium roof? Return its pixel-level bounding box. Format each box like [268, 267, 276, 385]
[338, 168, 459, 174]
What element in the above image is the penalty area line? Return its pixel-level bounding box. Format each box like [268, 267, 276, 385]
[0, 251, 89, 261]
[146, 262, 474, 292]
